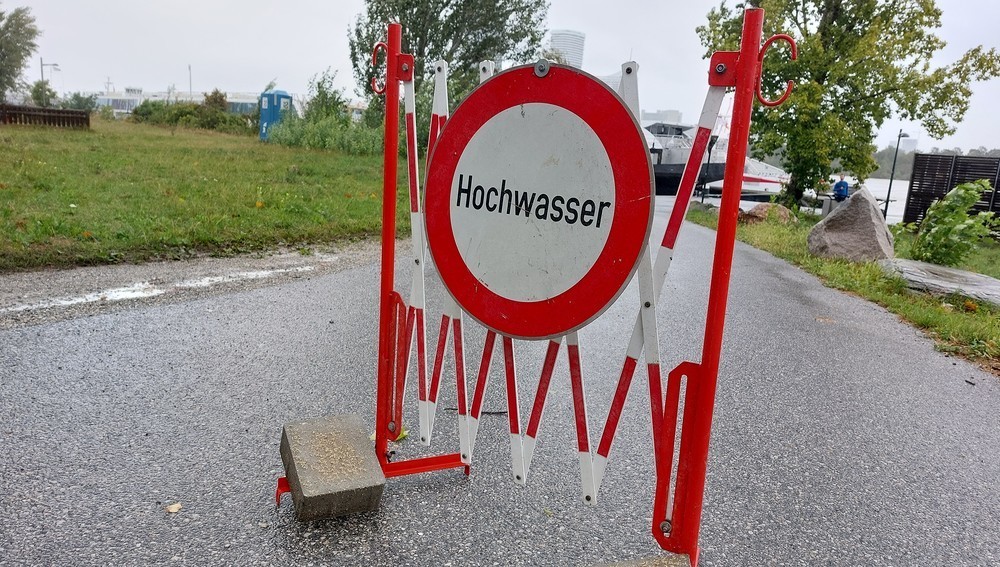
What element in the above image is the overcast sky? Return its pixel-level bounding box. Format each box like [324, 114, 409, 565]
[17, 0, 1000, 152]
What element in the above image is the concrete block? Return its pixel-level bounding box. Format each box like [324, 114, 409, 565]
[279, 414, 385, 521]
[601, 554, 691, 567]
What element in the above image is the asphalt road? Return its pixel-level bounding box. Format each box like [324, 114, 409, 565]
[1, 198, 997, 566]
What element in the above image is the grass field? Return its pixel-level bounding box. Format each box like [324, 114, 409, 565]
[686, 207, 999, 367]
[0, 118, 406, 271]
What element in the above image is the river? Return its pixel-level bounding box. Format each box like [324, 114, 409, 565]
[698, 176, 911, 225]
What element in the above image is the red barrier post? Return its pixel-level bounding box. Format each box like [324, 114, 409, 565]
[370, 23, 466, 478]
[374, 22, 402, 465]
[654, 8, 765, 564]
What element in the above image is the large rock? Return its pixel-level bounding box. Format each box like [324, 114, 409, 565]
[738, 202, 798, 225]
[807, 188, 894, 261]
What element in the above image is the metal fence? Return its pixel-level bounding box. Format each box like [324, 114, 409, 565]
[0, 104, 90, 129]
[903, 153, 1000, 224]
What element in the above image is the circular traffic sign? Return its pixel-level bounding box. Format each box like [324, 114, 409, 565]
[424, 63, 653, 339]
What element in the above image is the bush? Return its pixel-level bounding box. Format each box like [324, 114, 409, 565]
[60, 91, 98, 112]
[906, 179, 998, 266]
[268, 115, 382, 155]
[203, 89, 227, 113]
[267, 69, 387, 155]
[303, 69, 348, 125]
[130, 96, 253, 136]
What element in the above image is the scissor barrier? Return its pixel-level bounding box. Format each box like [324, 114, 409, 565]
[281, 8, 794, 566]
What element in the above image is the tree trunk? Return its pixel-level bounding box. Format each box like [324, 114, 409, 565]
[784, 174, 808, 207]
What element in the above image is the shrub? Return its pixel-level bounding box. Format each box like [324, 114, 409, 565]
[907, 179, 998, 266]
[269, 114, 382, 155]
[130, 96, 253, 136]
[203, 89, 227, 113]
[303, 69, 348, 125]
[131, 100, 167, 123]
[60, 91, 98, 112]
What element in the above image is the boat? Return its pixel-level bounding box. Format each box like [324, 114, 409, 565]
[643, 120, 789, 198]
[644, 120, 726, 194]
[702, 158, 790, 201]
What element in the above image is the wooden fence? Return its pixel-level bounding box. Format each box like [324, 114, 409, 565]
[903, 153, 1000, 224]
[0, 104, 90, 129]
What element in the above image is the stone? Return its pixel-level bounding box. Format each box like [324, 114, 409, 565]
[807, 188, 894, 261]
[279, 414, 385, 521]
[738, 202, 798, 225]
[878, 258, 1000, 308]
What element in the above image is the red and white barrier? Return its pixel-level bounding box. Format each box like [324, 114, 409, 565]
[362, 11, 796, 565]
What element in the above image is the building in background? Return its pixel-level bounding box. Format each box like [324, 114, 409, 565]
[94, 88, 265, 117]
[549, 29, 585, 68]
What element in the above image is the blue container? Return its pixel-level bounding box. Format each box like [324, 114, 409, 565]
[259, 89, 293, 141]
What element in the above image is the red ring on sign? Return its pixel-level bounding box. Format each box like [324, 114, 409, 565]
[425, 64, 653, 340]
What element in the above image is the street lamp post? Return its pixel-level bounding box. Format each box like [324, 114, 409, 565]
[884, 129, 909, 218]
[40, 57, 60, 82]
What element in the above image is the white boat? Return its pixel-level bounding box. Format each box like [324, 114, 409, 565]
[643, 120, 789, 198]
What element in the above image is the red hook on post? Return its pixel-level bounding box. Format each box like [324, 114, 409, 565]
[371, 41, 389, 95]
[756, 33, 797, 107]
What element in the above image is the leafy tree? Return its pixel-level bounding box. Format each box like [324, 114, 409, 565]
[29, 79, 55, 107]
[60, 91, 98, 112]
[202, 88, 228, 113]
[0, 3, 39, 102]
[303, 69, 347, 124]
[348, 0, 548, 111]
[697, 0, 1000, 205]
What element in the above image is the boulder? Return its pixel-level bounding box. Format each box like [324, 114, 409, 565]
[738, 203, 798, 225]
[807, 188, 894, 261]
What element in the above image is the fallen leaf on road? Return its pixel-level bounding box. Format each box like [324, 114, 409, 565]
[815, 317, 836, 324]
[165, 503, 182, 513]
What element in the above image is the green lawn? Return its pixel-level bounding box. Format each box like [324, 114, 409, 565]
[686, 207, 999, 366]
[0, 118, 407, 271]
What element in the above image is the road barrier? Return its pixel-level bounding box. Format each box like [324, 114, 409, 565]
[278, 9, 794, 566]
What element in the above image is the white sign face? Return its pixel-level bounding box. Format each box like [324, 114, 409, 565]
[451, 103, 614, 302]
[425, 64, 653, 339]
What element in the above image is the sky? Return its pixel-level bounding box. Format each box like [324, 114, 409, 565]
[15, 0, 1000, 152]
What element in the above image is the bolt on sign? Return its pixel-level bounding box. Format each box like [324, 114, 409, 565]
[424, 63, 654, 339]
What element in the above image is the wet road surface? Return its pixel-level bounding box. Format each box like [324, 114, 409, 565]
[1, 198, 998, 566]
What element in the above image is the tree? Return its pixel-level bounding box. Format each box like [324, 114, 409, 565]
[0, 3, 40, 102]
[348, 0, 548, 110]
[60, 91, 98, 112]
[302, 69, 348, 124]
[697, 0, 1000, 205]
[29, 79, 55, 107]
[871, 145, 913, 179]
[203, 88, 228, 113]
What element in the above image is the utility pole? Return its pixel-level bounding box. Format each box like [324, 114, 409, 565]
[189, 65, 192, 100]
[40, 57, 60, 82]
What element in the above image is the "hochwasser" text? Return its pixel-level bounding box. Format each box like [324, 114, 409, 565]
[454, 174, 612, 228]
